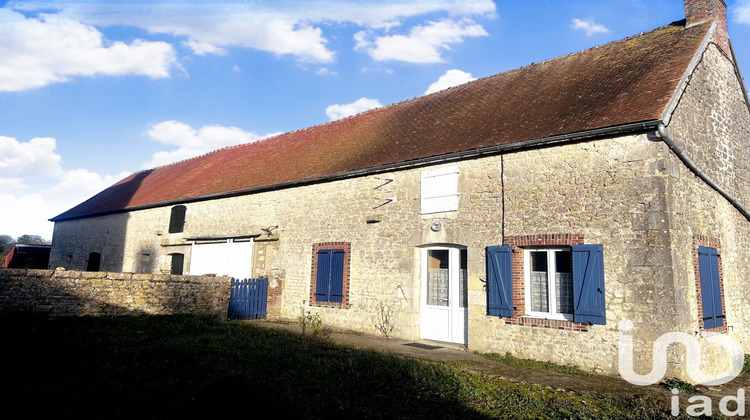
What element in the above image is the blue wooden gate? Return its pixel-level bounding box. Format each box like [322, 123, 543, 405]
[228, 277, 268, 320]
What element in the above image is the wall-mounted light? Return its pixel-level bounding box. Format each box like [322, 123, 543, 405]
[431, 221, 442, 232]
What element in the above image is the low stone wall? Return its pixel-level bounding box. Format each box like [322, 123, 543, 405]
[0, 268, 231, 318]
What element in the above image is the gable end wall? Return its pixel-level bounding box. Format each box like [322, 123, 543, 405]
[665, 41, 750, 366]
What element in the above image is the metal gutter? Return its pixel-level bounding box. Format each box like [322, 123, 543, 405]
[51, 120, 661, 222]
[657, 123, 750, 222]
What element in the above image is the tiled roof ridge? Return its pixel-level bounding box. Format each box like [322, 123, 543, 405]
[481, 19, 692, 79]
[140, 19, 700, 175]
[144, 138, 264, 171]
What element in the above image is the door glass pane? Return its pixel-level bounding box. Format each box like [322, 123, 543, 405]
[427, 250, 449, 306]
[555, 251, 574, 315]
[530, 251, 548, 312]
[459, 249, 468, 308]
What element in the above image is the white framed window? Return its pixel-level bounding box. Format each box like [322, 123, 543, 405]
[524, 248, 574, 321]
[421, 166, 459, 214]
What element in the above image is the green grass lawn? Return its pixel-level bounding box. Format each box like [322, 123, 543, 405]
[477, 352, 590, 376]
[0, 314, 703, 419]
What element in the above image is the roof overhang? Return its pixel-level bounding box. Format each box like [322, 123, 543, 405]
[50, 119, 662, 223]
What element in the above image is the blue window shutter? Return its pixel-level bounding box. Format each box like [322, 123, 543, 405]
[329, 250, 345, 303]
[486, 246, 513, 317]
[572, 244, 605, 325]
[316, 250, 332, 302]
[699, 247, 724, 329]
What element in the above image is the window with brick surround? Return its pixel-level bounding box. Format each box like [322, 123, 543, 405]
[486, 234, 605, 331]
[310, 242, 351, 308]
[525, 248, 574, 321]
[693, 236, 726, 332]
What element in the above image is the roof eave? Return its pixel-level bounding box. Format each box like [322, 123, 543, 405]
[50, 119, 663, 223]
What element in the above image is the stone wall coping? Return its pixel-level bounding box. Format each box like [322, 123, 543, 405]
[0, 268, 231, 284]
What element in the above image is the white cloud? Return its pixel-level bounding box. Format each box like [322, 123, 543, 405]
[0, 9, 178, 92]
[145, 121, 279, 167]
[316, 67, 337, 76]
[355, 18, 488, 63]
[0, 193, 54, 240]
[13, 1, 496, 34]
[0, 136, 63, 184]
[49, 169, 130, 195]
[184, 39, 226, 56]
[163, 19, 334, 62]
[0, 134, 131, 240]
[736, 1, 750, 24]
[8, 1, 496, 66]
[326, 97, 383, 121]
[425, 69, 476, 94]
[291, 1, 496, 28]
[571, 18, 611, 36]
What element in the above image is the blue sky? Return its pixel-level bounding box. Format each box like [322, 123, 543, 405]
[1, 0, 749, 240]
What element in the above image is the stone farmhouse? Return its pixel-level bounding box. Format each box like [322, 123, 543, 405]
[49, 0, 750, 377]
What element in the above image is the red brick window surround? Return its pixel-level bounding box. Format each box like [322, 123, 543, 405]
[502, 234, 590, 332]
[310, 242, 351, 309]
[692, 235, 727, 333]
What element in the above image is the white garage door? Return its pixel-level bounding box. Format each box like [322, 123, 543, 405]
[189, 240, 254, 279]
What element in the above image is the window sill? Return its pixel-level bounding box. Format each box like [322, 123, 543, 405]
[523, 313, 574, 322]
[699, 324, 728, 336]
[501, 315, 589, 332]
[311, 300, 349, 309]
[420, 210, 458, 216]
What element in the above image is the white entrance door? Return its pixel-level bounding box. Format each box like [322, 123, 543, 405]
[420, 246, 468, 344]
[189, 239, 254, 279]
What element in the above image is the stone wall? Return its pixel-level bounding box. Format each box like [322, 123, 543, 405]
[0, 268, 231, 317]
[468, 135, 679, 375]
[49, 132, 683, 376]
[667, 42, 750, 211]
[664, 40, 750, 374]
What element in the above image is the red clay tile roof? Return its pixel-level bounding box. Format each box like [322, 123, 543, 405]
[52, 20, 711, 221]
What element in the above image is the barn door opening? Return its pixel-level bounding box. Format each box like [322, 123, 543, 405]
[86, 252, 101, 272]
[189, 238, 254, 279]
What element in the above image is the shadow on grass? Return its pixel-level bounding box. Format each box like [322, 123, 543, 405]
[0, 313, 487, 419]
[0, 314, 702, 419]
